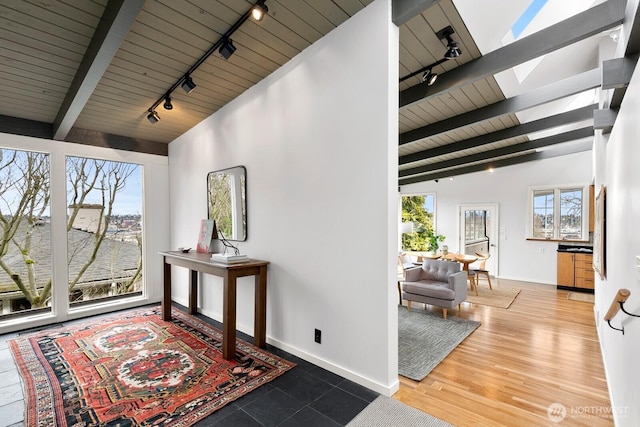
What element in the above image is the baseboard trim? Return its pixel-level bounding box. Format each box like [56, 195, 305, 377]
[172, 296, 399, 397]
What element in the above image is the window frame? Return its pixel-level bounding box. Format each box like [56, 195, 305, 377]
[526, 184, 590, 241]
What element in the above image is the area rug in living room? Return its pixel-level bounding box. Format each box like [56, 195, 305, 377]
[9, 307, 294, 427]
[398, 307, 480, 381]
[465, 285, 521, 308]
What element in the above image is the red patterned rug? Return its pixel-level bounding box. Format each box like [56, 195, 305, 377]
[9, 307, 294, 426]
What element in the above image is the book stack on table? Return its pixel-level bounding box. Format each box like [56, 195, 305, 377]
[211, 253, 249, 264]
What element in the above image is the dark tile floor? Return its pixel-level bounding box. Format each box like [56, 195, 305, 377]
[191, 307, 380, 426]
[0, 305, 380, 427]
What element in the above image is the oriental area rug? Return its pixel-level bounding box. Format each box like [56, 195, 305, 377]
[9, 307, 294, 427]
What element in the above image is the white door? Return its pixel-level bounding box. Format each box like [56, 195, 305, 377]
[458, 204, 499, 276]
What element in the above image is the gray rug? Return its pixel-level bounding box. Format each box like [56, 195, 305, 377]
[347, 396, 453, 426]
[398, 306, 480, 381]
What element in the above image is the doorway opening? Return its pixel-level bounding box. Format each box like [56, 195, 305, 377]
[458, 204, 499, 276]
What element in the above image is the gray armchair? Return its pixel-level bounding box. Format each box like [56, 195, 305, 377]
[401, 259, 468, 319]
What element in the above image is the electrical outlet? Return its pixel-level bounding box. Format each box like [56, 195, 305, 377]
[539, 247, 544, 254]
[314, 328, 321, 344]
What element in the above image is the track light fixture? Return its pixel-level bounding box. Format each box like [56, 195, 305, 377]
[436, 26, 462, 60]
[147, 110, 160, 123]
[251, 1, 268, 22]
[163, 95, 173, 110]
[399, 25, 463, 85]
[145, 1, 269, 124]
[421, 68, 438, 86]
[181, 75, 196, 93]
[219, 38, 236, 60]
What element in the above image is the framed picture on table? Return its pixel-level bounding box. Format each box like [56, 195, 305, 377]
[593, 186, 606, 279]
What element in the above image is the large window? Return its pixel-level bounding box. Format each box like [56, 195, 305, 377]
[529, 185, 588, 240]
[66, 156, 143, 306]
[0, 149, 52, 316]
[400, 194, 437, 251]
[0, 149, 144, 319]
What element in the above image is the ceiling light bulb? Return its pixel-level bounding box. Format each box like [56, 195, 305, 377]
[421, 69, 438, 86]
[163, 95, 173, 110]
[147, 110, 160, 124]
[251, 2, 268, 21]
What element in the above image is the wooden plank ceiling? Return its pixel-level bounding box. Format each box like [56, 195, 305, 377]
[0, 0, 634, 184]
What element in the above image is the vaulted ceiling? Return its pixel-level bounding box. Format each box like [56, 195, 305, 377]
[0, 0, 638, 184]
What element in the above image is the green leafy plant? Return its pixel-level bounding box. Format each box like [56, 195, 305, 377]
[401, 195, 445, 252]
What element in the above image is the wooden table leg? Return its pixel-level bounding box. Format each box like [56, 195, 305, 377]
[189, 269, 198, 315]
[222, 274, 237, 360]
[254, 266, 267, 348]
[162, 258, 172, 321]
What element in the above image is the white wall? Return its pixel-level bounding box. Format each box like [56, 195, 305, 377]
[401, 151, 593, 284]
[0, 132, 170, 332]
[168, 0, 399, 395]
[594, 22, 640, 427]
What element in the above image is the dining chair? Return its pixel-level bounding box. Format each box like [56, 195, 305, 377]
[471, 252, 493, 290]
[397, 253, 418, 305]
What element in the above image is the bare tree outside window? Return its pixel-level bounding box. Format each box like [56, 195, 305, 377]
[0, 149, 143, 317]
[66, 157, 143, 305]
[530, 186, 585, 240]
[0, 149, 51, 313]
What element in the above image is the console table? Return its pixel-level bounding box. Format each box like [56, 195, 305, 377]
[160, 251, 269, 360]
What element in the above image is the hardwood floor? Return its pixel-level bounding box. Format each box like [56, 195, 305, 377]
[394, 278, 613, 427]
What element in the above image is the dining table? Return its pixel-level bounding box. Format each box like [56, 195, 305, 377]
[443, 253, 479, 294]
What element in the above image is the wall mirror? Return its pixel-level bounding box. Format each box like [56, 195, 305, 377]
[207, 166, 247, 241]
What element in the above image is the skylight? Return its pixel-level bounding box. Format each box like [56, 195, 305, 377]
[510, 0, 548, 39]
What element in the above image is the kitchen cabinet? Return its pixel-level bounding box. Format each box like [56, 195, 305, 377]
[557, 251, 594, 290]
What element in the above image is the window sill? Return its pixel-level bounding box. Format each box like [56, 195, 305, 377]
[526, 238, 590, 243]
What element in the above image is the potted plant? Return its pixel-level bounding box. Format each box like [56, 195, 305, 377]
[426, 229, 446, 253]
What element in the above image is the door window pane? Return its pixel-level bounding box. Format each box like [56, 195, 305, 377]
[0, 149, 52, 317]
[66, 157, 143, 306]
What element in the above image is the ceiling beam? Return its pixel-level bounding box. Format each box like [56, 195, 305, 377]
[400, 69, 600, 146]
[0, 115, 52, 140]
[400, 104, 596, 165]
[400, 127, 593, 177]
[399, 141, 593, 185]
[52, 0, 145, 141]
[65, 128, 168, 156]
[593, 108, 617, 133]
[392, 0, 439, 26]
[603, 54, 639, 108]
[399, 0, 626, 109]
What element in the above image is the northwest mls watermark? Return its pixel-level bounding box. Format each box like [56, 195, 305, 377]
[547, 402, 628, 423]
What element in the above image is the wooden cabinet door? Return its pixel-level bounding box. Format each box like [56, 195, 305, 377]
[574, 253, 594, 289]
[557, 252, 575, 286]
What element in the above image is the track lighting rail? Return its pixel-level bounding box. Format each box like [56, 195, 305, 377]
[399, 25, 462, 85]
[146, 0, 268, 122]
[400, 58, 447, 83]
